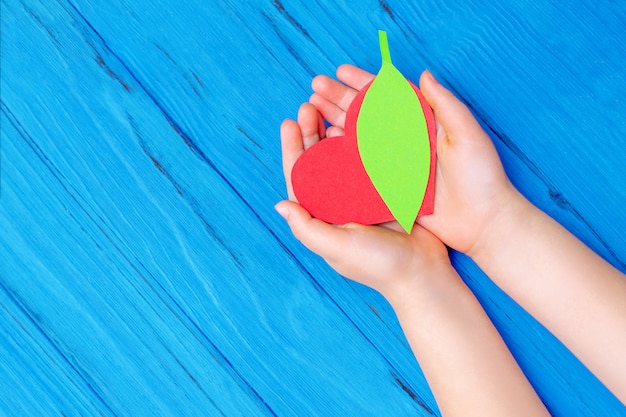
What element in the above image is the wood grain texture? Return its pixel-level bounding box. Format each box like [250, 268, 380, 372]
[1, 0, 624, 416]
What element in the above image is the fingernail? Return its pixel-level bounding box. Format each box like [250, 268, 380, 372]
[274, 203, 289, 220]
[424, 69, 439, 86]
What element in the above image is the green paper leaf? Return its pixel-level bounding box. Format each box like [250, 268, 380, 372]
[357, 30, 431, 233]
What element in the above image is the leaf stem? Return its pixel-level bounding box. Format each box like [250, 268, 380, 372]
[379, 30, 391, 63]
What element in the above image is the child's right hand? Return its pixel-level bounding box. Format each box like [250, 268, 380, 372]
[291, 64, 626, 405]
[312, 65, 626, 404]
[310, 65, 526, 258]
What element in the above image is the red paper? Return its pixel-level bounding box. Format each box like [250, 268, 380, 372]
[291, 80, 436, 225]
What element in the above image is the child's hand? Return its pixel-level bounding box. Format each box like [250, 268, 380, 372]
[308, 65, 626, 404]
[275, 101, 551, 417]
[276, 103, 450, 300]
[309, 65, 524, 257]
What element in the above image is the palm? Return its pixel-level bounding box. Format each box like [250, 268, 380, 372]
[417, 128, 515, 254]
[326, 222, 448, 295]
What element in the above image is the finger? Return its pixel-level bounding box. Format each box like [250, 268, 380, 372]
[280, 119, 303, 200]
[419, 70, 486, 144]
[336, 64, 375, 91]
[275, 200, 350, 261]
[317, 108, 327, 139]
[326, 126, 345, 138]
[297, 103, 321, 150]
[379, 221, 406, 233]
[309, 93, 346, 128]
[311, 74, 359, 111]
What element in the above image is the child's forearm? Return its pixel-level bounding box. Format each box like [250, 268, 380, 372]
[386, 265, 549, 417]
[470, 193, 626, 403]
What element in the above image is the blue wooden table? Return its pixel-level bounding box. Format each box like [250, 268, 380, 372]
[1, 1, 625, 415]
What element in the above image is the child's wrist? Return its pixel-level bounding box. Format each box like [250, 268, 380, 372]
[467, 188, 536, 265]
[383, 260, 460, 314]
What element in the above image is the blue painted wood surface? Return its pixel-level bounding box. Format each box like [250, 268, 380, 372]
[1, 0, 625, 415]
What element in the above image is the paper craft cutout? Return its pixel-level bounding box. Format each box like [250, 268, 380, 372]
[356, 31, 431, 233]
[292, 30, 437, 233]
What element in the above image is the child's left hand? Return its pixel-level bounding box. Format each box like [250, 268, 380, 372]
[275, 103, 450, 302]
[275, 102, 552, 417]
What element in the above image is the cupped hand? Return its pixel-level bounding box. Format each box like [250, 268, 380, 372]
[276, 103, 449, 299]
[309, 64, 524, 256]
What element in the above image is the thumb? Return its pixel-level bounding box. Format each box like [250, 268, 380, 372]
[274, 200, 349, 260]
[419, 70, 485, 142]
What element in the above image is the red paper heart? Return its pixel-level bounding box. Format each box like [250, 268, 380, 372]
[292, 80, 436, 225]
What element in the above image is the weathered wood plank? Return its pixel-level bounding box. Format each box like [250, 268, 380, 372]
[1, 1, 436, 415]
[1, 0, 624, 415]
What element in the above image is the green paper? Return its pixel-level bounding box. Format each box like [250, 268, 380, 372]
[357, 30, 431, 233]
